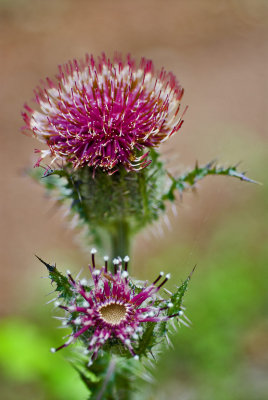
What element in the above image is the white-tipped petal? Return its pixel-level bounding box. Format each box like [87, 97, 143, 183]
[66, 336, 74, 345]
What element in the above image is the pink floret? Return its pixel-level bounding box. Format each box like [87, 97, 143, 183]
[23, 53, 185, 173]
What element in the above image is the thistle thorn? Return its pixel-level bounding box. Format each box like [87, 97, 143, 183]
[35, 254, 55, 272]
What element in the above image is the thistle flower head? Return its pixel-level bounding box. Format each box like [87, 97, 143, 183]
[22, 53, 185, 173]
[50, 251, 183, 362]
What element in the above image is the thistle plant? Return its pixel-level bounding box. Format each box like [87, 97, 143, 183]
[22, 53, 255, 399]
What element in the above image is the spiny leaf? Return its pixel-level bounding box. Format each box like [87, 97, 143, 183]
[136, 322, 157, 357]
[35, 255, 73, 301]
[72, 354, 139, 400]
[163, 160, 258, 201]
[167, 266, 195, 317]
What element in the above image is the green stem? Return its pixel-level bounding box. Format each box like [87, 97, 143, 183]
[138, 172, 150, 222]
[95, 357, 116, 400]
[110, 220, 130, 261]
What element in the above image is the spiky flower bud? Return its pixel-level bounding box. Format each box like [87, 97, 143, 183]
[38, 251, 190, 364]
[22, 53, 185, 173]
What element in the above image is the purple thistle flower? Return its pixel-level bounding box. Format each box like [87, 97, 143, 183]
[22, 53, 185, 173]
[51, 250, 179, 362]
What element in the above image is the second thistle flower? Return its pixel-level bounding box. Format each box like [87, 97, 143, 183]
[39, 250, 190, 364]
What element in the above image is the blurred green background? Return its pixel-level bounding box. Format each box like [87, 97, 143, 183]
[0, 0, 267, 399]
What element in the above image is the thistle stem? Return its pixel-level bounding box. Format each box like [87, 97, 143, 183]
[110, 219, 130, 262]
[95, 357, 116, 400]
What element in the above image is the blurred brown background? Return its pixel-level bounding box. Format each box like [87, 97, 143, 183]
[0, 1, 267, 399]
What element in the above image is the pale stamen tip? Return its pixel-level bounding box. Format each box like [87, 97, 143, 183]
[134, 355, 139, 360]
[166, 273, 171, 279]
[104, 256, 109, 261]
[93, 269, 101, 276]
[91, 248, 97, 254]
[50, 348, 56, 353]
[124, 256, 130, 262]
[122, 271, 128, 278]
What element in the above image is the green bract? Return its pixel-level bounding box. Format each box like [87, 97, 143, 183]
[30, 149, 256, 257]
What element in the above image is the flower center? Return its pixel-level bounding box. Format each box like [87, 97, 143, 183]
[99, 303, 127, 325]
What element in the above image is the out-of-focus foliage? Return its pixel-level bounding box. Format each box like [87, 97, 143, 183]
[0, 318, 88, 400]
[146, 182, 268, 400]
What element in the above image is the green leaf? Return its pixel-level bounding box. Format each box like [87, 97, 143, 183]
[168, 267, 195, 317]
[162, 160, 258, 202]
[72, 353, 142, 400]
[136, 322, 157, 357]
[35, 255, 73, 301]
